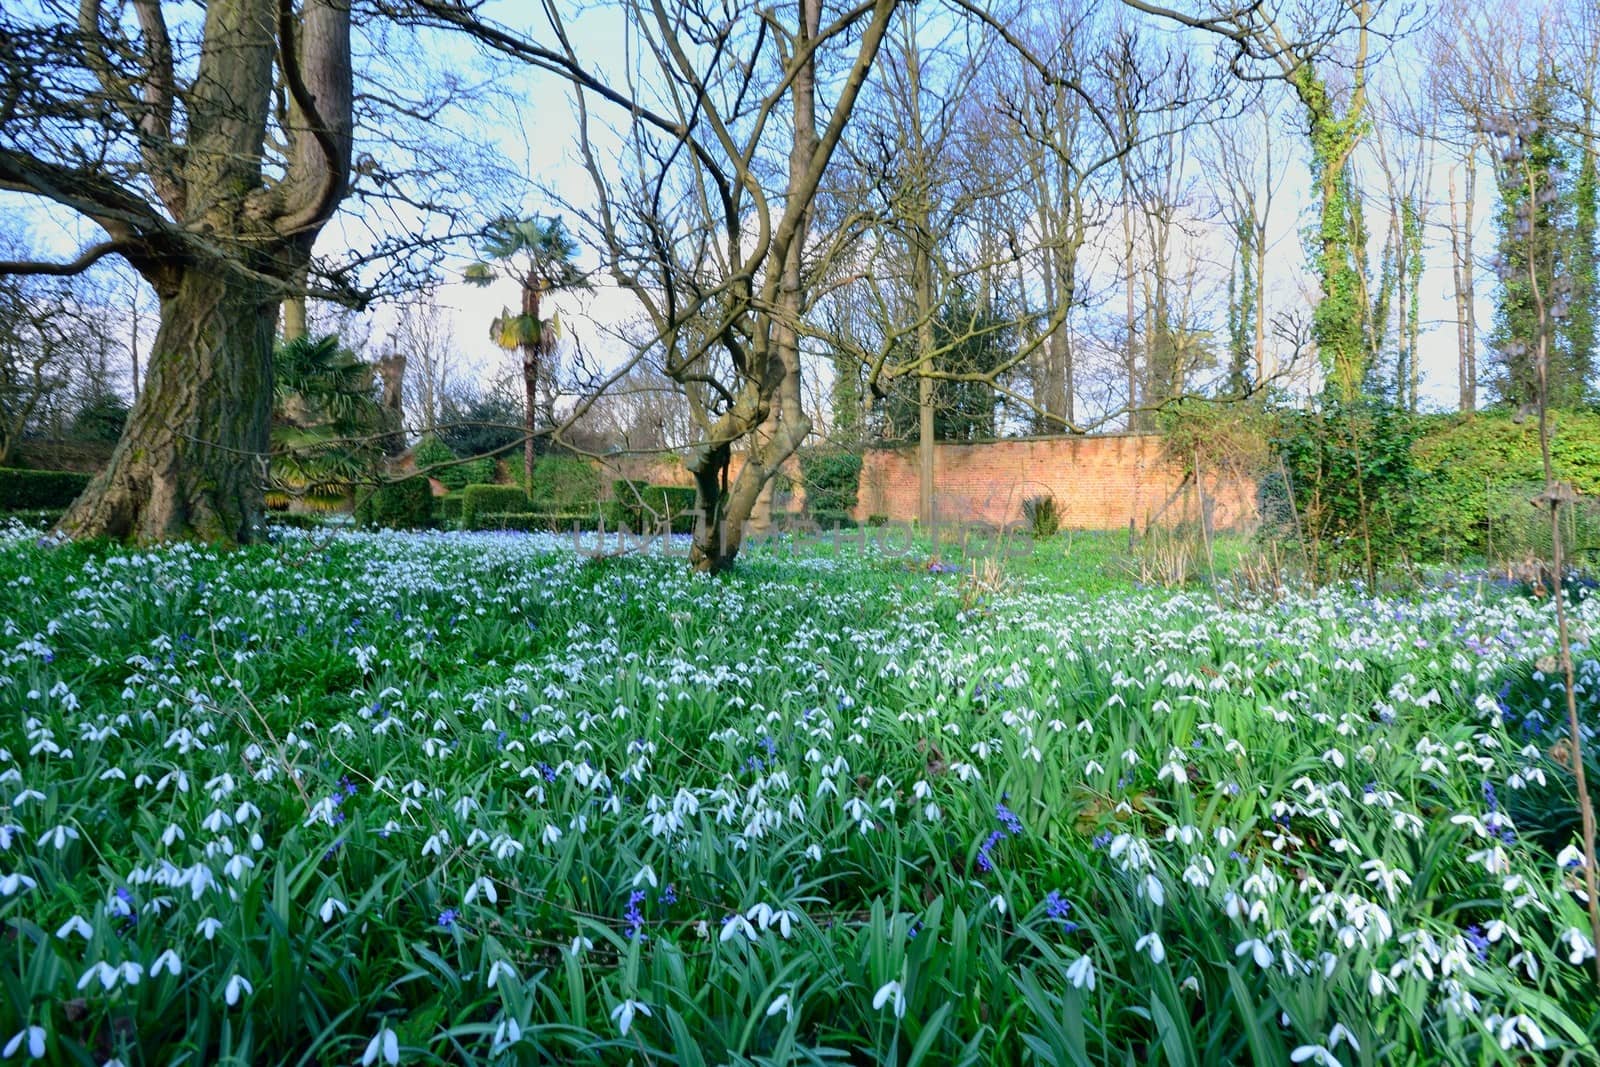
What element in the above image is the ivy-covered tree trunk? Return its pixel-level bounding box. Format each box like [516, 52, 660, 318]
[59, 267, 278, 543]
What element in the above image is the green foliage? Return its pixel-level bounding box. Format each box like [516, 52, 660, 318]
[353, 477, 435, 530]
[798, 450, 862, 518]
[461, 483, 530, 528]
[273, 334, 389, 507]
[0, 467, 90, 509]
[1022, 495, 1060, 539]
[69, 393, 129, 443]
[877, 288, 1012, 441]
[1412, 410, 1600, 561]
[1489, 77, 1590, 409]
[436, 389, 523, 459]
[1271, 398, 1419, 583]
[528, 455, 600, 512]
[608, 480, 698, 533]
[438, 494, 463, 524]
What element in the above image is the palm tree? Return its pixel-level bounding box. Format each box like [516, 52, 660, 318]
[270, 334, 388, 512]
[464, 215, 588, 488]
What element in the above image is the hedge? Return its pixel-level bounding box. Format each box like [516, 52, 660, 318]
[461, 483, 530, 529]
[0, 468, 90, 510]
[438, 494, 464, 524]
[798, 450, 862, 517]
[528, 456, 601, 512]
[467, 510, 597, 533]
[354, 477, 435, 530]
[609, 481, 699, 533]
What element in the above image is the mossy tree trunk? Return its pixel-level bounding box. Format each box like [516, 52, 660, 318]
[60, 267, 280, 543]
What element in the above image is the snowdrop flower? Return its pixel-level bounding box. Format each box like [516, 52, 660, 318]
[54, 916, 92, 940]
[0, 873, 37, 896]
[766, 992, 794, 1020]
[568, 935, 593, 956]
[1135, 932, 1166, 963]
[223, 973, 252, 1007]
[610, 998, 651, 1036]
[1327, 1023, 1359, 1052]
[77, 962, 118, 992]
[1289, 1045, 1342, 1067]
[490, 1018, 522, 1054]
[1065, 954, 1096, 990]
[318, 898, 347, 923]
[1235, 939, 1273, 970]
[720, 914, 758, 943]
[196, 917, 223, 940]
[872, 980, 906, 1018]
[1, 1026, 45, 1060]
[150, 950, 182, 977]
[633, 865, 658, 889]
[486, 960, 517, 988]
[361, 1024, 399, 1066]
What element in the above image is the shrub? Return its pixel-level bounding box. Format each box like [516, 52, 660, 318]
[461, 484, 530, 529]
[609, 481, 699, 532]
[811, 509, 857, 530]
[354, 477, 435, 529]
[798, 449, 862, 518]
[1021, 495, 1060, 539]
[438, 494, 464, 524]
[411, 435, 464, 488]
[528, 456, 601, 512]
[0, 468, 91, 510]
[867, 513, 889, 527]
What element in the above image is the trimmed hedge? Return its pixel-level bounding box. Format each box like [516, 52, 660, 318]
[438, 494, 464, 524]
[798, 450, 862, 518]
[354, 477, 435, 530]
[609, 481, 699, 533]
[467, 510, 597, 533]
[0, 468, 90, 510]
[461, 484, 530, 529]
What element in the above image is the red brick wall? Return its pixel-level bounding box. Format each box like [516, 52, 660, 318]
[596, 434, 1258, 532]
[855, 435, 1257, 531]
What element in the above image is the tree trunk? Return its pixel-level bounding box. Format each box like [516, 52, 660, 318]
[521, 281, 541, 490]
[59, 268, 276, 543]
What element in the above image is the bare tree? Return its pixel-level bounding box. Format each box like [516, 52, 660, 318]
[394, 290, 457, 438]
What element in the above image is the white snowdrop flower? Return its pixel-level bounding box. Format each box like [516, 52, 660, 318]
[490, 1017, 522, 1054]
[150, 950, 182, 978]
[196, 917, 223, 940]
[319, 898, 348, 923]
[1179, 975, 1200, 995]
[804, 843, 823, 863]
[464, 877, 497, 905]
[610, 998, 651, 1036]
[0, 873, 37, 896]
[1235, 940, 1273, 970]
[361, 1024, 399, 1066]
[990, 894, 1007, 915]
[55, 915, 93, 940]
[766, 992, 794, 1019]
[720, 914, 758, 943]
[1367, 969, 1397, 997]
[77, 962, 118, 992]
[872, 980, 906, 1018]
[1135, 932, 1166, 963]
[1065, 954, 1096, 990]
[632, 865, 658, 889]
[223, 973, 252, 1007]
[541, 824, 562, 846]
[1327, 1023, 1359, 1052]
[1289, 1045, 1341, 1067]
[1560, 927, 1597, 964]
[568, 935, 593, 956]
[1, 1026, 45, 1060]
[1493, 1014, 1547, 1052]
[1141, 874, 1165, 908]
[486, 959, 517, 988]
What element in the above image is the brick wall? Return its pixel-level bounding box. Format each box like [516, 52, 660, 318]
[597, 434, 1258, 532]
[856, 434, 1256, 531]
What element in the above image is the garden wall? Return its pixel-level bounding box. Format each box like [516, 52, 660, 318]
[600, 433, 1258, 532]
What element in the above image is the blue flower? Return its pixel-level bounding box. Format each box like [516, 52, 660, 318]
[624, 890, 647, 941]
[438, 908, 459, 929]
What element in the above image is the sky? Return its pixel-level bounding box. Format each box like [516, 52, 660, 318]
[3, 1, 1516, 422]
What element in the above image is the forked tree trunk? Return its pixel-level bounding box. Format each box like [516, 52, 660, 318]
[59, 267, 277, 543]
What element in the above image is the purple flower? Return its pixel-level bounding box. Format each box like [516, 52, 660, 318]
[624, 890, 647, 941]
[996, 802, 1024, 837]
[976, 829, 1006, 873]
[437, 908, 459, 929]
[658, 884, 677, 907]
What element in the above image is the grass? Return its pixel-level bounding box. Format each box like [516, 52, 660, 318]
[0, 521, 1598, 1063]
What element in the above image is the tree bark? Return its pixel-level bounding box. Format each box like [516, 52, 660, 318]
[60, 267, 277, 543]
[522, 280, 541, 489]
